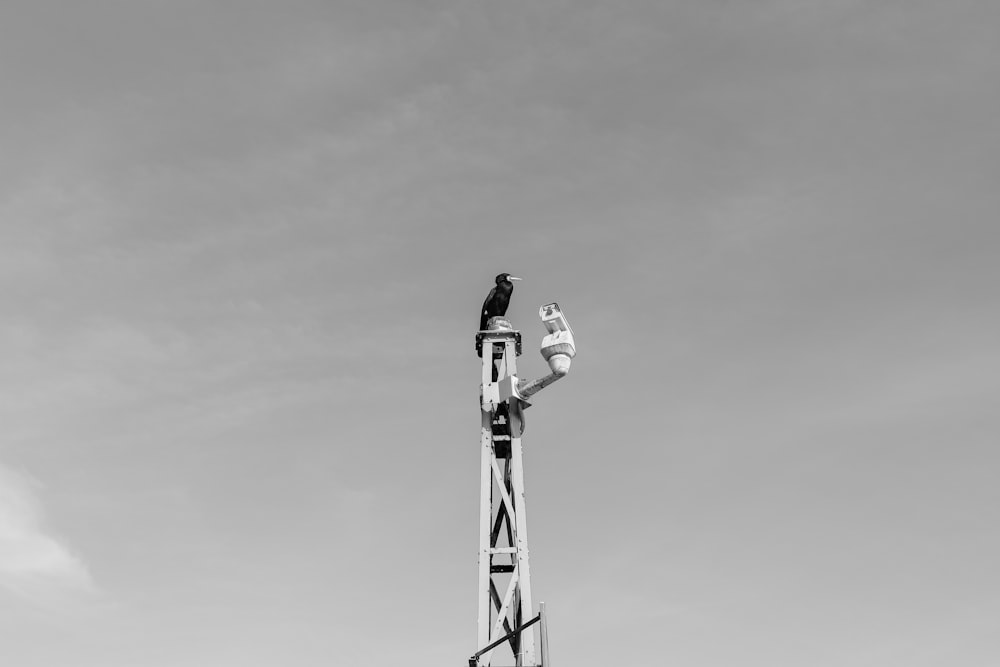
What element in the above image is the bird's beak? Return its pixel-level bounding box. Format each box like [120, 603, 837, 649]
[508, 276, 522, 281]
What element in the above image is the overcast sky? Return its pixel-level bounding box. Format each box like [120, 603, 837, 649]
[1, 2, 998, 666]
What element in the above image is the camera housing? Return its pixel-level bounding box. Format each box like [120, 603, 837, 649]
[538, 302, 576, 375]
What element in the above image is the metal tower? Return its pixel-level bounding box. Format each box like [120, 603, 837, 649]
[472, 304, 576, 667]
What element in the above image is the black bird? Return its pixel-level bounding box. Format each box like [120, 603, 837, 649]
[479, 273, 522, 330]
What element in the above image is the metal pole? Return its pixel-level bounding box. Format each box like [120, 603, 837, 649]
[539, 601, 550, 667]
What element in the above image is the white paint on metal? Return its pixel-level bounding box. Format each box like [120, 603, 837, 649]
[483, 569, 520, 665]
[490, 457, 518, 529]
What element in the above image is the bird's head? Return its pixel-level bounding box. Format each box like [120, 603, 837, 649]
[496, 273, 522, 284]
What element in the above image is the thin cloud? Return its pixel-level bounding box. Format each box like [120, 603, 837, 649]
[0, 463, 97, 606]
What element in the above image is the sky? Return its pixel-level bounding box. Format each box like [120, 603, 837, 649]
[1, 1, 998, 665]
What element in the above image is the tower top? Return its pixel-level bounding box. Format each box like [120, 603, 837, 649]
[475, 317, 522, 357]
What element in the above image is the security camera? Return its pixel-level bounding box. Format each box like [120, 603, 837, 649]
[538, 303, 575, 375]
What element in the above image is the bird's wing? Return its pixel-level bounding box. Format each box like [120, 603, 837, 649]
[480, 287, 497, 329]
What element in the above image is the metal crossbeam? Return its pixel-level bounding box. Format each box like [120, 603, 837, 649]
[470, 614, 541, 667]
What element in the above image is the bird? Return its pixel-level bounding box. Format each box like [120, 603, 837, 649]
[479, 273, 521, 330]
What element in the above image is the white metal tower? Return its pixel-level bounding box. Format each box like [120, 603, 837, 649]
[471, 304, 576, 667]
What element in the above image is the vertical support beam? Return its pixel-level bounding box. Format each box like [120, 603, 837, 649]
[478, 342, 495, 652]
[508, 396, 536, 665]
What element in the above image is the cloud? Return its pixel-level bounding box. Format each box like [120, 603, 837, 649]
[0, 463, 97, 606]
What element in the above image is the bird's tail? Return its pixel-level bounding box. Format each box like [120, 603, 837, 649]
[479, 312, 488, 331]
